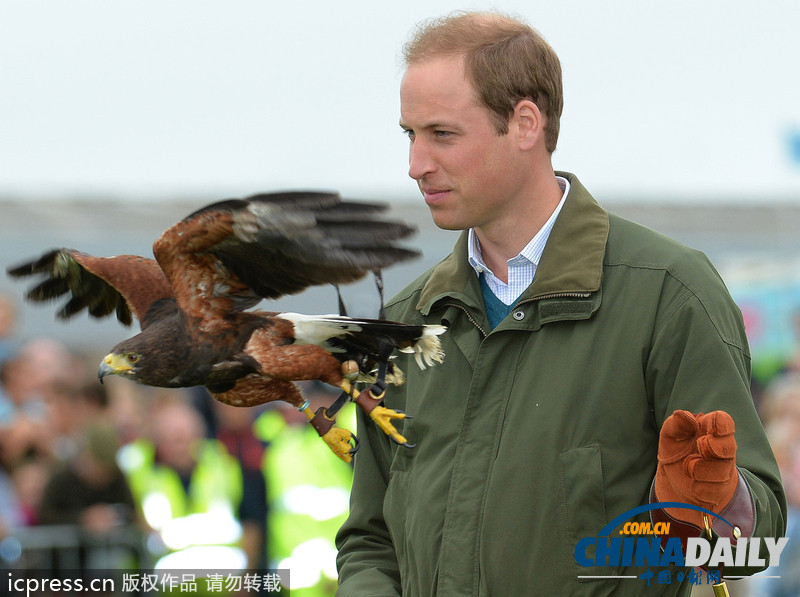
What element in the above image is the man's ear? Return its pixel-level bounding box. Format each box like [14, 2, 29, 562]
[513, 99, 544, 151]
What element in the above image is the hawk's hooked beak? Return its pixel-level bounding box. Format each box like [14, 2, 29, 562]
[98, 353, 132, 384]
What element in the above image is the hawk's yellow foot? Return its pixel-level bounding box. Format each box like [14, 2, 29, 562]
[320, 426, 358, 464]
[344, 382, 416, 448]
[303, 403, 358, 463]
[370, 405, 414, 447]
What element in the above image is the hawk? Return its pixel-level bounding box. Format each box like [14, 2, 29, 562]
[7, 191, 445, 462]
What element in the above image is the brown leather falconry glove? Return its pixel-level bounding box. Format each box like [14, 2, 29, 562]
[655, 409, 738, 529]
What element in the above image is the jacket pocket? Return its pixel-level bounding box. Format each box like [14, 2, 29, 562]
[560, 444, 621, 584]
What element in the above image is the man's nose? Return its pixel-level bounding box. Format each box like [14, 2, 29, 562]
[408, 138, 435, 180]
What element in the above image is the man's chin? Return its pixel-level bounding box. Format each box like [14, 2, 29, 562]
[429, 209, 465, 232]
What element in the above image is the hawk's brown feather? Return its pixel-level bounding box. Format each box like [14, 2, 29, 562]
[7, 190, 445, 460]
[7, 249, 173, 327]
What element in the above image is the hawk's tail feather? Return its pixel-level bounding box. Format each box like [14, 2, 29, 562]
[398, 324, 446, 369]
[278, 312, 446, 371]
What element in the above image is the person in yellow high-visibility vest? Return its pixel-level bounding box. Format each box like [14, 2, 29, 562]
[118, 396, 259, 572]
[255, 382, 354, 596]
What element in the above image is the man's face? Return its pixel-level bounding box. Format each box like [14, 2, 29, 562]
[400, 54, 525, 232]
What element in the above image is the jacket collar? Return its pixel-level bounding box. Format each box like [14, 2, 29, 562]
[416, 172, 609, 315]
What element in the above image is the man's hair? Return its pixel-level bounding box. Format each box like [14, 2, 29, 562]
[403, 11, 563, 153]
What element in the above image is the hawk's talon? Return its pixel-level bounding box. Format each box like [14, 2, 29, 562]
[320, 426, 357, 464]
[390, 408, 414, 421]
[369, 405, 411, 446]
[349, 433, 360, 455]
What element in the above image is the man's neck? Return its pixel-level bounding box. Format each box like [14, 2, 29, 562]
[473, 172, 564, 283]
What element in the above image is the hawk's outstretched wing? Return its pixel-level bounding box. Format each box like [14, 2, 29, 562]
[7, 191, 442, 462]
[153, 191, 419, 325]
[7, 249, 174, 328]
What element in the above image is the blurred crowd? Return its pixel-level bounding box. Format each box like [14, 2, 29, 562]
[2, 284, 800, 596]
[0, 292, 353, 596]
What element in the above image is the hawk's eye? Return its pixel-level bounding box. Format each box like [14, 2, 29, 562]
[128, 354, 139, 363]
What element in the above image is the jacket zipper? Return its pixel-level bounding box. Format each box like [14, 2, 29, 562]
[516, 291, 592, 304]
[440, 302, 488, 337]
[441, 291, 593, 336]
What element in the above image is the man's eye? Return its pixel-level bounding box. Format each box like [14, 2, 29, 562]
[433, 130, 452, 138]
[402, 129, 415, 140]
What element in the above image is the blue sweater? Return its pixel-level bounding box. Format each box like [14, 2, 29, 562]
[479, 273, 513, 329]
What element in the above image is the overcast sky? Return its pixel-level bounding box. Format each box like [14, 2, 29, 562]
[2, 0, 800, 203]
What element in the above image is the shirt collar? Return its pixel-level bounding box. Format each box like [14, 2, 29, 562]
[468, 175, 571, 276]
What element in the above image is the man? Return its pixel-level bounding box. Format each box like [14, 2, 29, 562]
[336, 11, 786, 596]
[119, 397, 257, 569]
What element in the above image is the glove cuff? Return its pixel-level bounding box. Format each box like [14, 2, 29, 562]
[650, 471, 755, 555]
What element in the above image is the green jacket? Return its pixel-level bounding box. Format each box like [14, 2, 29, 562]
[336, 173, 786, 596]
